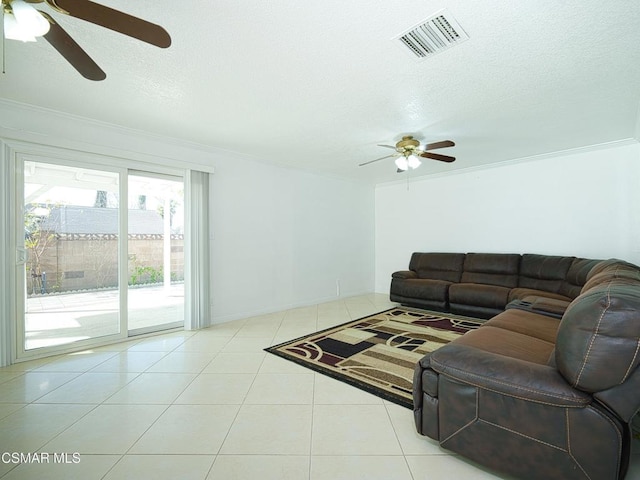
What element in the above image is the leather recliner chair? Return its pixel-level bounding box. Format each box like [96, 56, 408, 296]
[413, 261, 640, 479]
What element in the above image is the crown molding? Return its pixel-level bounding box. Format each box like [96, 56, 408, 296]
[0, 98, 261, 172]
[375, 138, 640, 190]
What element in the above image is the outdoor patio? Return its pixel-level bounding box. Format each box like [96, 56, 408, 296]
[25, 284, 184, 350]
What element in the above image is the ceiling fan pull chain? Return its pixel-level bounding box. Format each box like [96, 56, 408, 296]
[1, 7, 5, 75]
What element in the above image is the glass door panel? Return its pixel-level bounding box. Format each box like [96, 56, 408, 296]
[127, 174, 184, 334]
[22, 161, 121, 351]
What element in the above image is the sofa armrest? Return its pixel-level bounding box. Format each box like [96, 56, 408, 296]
[392, 270, 417, 279]
[429, 344, 591, 407]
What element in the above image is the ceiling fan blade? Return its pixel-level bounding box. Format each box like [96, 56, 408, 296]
[420, 152, 456, 163]
[423, 140, 455, 150]
[358, 154, 396, 167]
[40, 12, 106, 80]
[46, 0, 171, 48]
[377, 144, 398, 150]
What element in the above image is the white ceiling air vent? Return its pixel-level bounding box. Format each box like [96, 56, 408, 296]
[395, 9, 469, 59]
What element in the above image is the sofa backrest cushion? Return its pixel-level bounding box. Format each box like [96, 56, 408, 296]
[555, 262, 640, 393]
[409, 253, 466, 282]
[582, 270, 640, 292]
[460, 253, 520, 287]
[582, 259, 640, 290]
[559, 258, 601, 298]
[518, 254, 574, 294]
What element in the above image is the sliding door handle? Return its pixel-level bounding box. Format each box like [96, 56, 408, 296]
[16, 248, 27, 265]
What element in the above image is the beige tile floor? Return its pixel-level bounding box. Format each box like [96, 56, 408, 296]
[1, 294, 638, 480]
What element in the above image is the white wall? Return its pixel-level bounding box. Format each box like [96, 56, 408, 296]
[211, 159, 374, 322]
[0, 100, 375, 327]
[374, 141, 640, 292]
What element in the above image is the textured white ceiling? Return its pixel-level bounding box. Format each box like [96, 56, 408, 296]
[1, 0, 639, 184]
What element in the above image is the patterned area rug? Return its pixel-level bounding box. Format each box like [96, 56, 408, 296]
[265, 307, 484, 409]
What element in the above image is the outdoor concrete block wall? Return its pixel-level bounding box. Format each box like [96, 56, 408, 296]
[26, 234, 184, 295]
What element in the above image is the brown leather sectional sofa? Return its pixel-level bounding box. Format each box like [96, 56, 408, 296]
[406, 254, 640, 479]
[391, 252, 600, 318]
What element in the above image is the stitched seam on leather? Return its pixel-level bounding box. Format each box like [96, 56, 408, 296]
[573, 406, 622, 479]
[439, 388, 478, 445]
[565, 409, 593, 480]
[431, 360, 589, 405]
[479, 418, 567, 452]
[573, 282, 611, 387]
[622, 338, 640, 382]
[595, 407, 623, 476]
[565, 408, 570, 453]
[433, 361, 584, 404]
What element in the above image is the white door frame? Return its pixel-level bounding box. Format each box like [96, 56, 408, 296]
[1, 139, 188, 364]
[16, 154, 128, 361]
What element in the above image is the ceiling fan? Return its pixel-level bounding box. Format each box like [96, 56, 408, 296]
[1, 0, 171, 81]
[359, 135, 456, 172]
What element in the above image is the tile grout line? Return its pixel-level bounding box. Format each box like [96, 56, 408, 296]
[1, 295, 437, 480]
[383, 400, 417, 480]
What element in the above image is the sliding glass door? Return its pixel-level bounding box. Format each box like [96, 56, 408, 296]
[18, 160, 184, 357]
[21, 161, 122, 351]
[127, 173, 184, 335]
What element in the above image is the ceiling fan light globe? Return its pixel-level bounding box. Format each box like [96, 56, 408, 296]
[395, 157, 409, 171]
[4, 12, 36, 42]
[8, 0, 50, 39]
[407, 155, 422, 169]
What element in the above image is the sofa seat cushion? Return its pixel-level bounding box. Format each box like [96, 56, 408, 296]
[484, 309, 560, 344]
[391, 278, 451, 302]
[449, 283, 511, 310]
[451, 325, 556, 365]
[508, 287, 572, 303]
